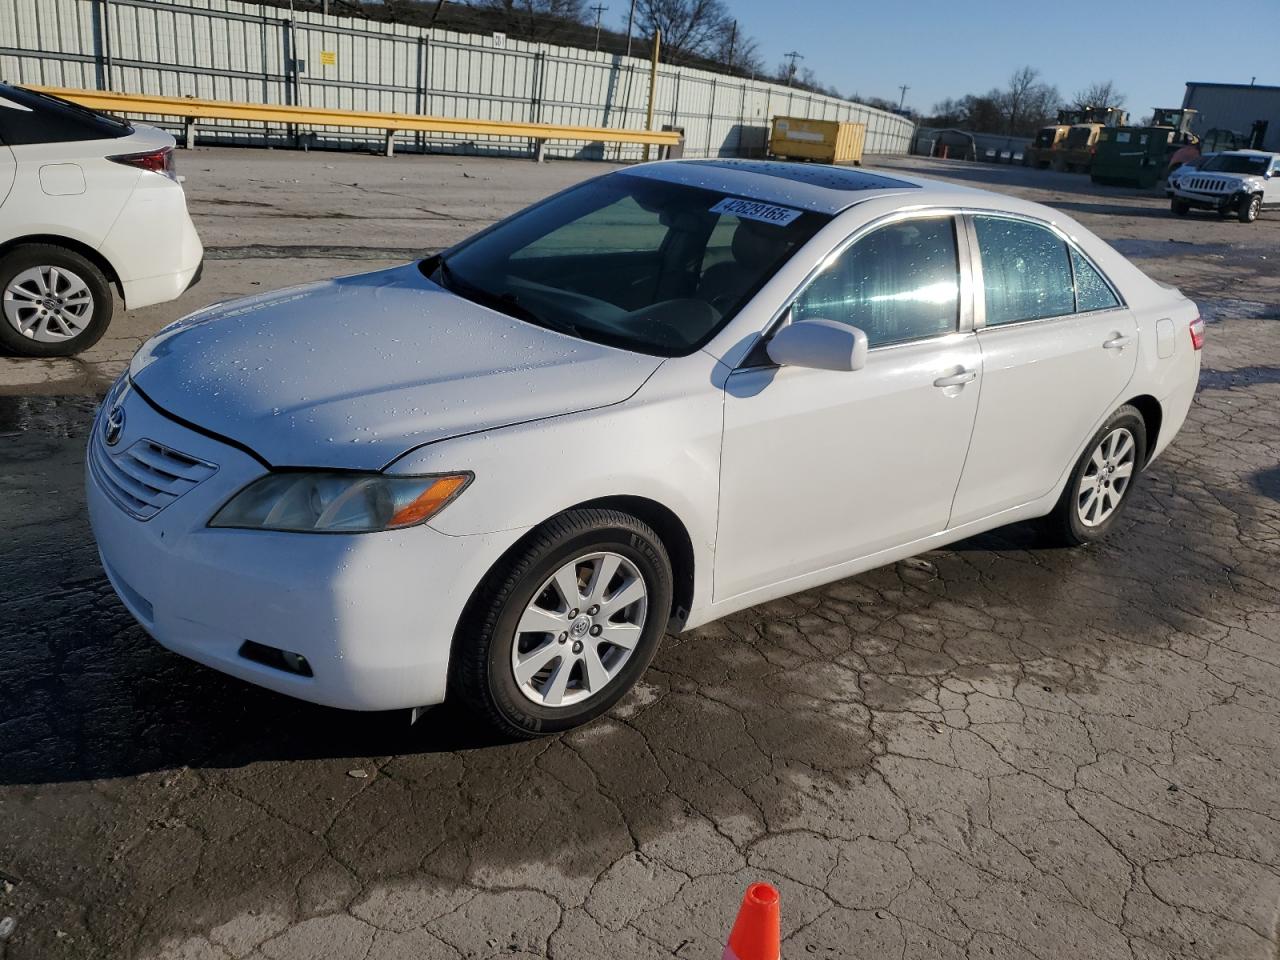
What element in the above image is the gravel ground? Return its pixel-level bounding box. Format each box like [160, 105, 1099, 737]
[1, 150, 1279, 960]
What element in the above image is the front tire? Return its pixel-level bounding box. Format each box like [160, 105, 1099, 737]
[1239, 193, 1262, 223]
[450, 508, 673, 739]
[1042, 405, 1147, 547]
[0, 244, 114, 357]
[1171, 198, 1190, 217]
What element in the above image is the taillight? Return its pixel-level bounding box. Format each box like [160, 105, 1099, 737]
[107, 147, 176, 181]
[1189, 315, 1205, 351]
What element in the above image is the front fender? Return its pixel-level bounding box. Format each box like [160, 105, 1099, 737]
[386, 353, 727, 618]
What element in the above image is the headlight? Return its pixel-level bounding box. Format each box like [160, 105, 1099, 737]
[209, 471, 471, 533]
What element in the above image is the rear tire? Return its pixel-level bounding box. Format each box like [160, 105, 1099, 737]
[449, 508, 673, 739]
[1041, 404, 1147, 547]
[0, 244, 113, 357]
[1239, 193, 1262, 223]
[1171, 199, 1190, 217]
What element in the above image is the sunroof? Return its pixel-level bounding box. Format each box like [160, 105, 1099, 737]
[689, 159, 919, 191]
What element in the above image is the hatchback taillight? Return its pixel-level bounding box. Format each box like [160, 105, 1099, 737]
[108, 146, 176, 181]
[1189, 316, 1205, 351]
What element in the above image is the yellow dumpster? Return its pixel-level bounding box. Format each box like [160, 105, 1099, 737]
[768, 117, 866, 164]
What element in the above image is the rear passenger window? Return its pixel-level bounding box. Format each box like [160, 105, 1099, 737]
[792, 217, 959, 349]
[974, 216, 1074, 325]
[1071, 249, 1119, 313]
[0, 86, 133, 145]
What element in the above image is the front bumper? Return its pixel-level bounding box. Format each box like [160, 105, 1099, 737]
[86, 385, 523, 711]
[1171, 188, 1248, 212]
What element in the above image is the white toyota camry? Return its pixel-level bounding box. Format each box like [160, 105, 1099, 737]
[87, 161, 1202, 736]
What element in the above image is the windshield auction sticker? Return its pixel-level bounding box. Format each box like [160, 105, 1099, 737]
[710, 197, 802, 226]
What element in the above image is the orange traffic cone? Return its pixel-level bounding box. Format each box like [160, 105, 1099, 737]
[724, 882, 781, 960]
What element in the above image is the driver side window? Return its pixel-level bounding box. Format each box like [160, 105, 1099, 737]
[792, 217, 960, 349]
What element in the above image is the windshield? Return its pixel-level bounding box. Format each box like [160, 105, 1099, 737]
[1201, 154, 1269, 174]
[427, 174, 830, 357]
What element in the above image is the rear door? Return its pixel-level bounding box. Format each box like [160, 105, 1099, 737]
[949, 214, 1138, 526]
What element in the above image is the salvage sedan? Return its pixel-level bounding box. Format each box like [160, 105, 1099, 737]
[87, 160, 1202, 737]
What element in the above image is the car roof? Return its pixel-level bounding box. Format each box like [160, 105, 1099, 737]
[1220, 149, 1278, 158]
[623, 159, 995, 216]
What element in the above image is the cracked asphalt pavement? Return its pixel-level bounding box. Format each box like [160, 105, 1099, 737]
[2, 152, 1280, 959]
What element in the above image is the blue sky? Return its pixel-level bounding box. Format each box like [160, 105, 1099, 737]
[615, 0, 1278, 115]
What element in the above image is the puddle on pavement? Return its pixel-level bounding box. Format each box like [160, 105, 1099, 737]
[0, 395, 99, 438]
[1195, 297, 1278, 324]
[1108, 237, 1275, 262]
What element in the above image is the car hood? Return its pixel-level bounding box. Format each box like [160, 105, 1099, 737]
[130, 263, 663, 469]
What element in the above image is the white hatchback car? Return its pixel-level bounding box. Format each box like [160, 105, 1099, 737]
[0, 84, 203, 356]
[87, 161, 1202, 736]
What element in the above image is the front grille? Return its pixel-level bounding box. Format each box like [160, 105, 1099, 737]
[1184, 176, 1232, 194]
[90, 432, 217, 520]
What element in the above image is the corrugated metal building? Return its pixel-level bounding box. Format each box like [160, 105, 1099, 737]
[1182, 81, 1280, 151]
[0, 0, 915, 161]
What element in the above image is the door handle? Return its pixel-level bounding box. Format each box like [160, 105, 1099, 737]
[1103, 334, 1132, 350]
[933, 369, 977, 388]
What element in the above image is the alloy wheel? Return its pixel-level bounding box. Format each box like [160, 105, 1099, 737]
[510, 551, 648, 708]
[1077, 427, 1136, 527]
[3, 265, 95, 342]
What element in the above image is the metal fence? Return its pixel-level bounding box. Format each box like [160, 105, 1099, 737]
[0, 0, 915, 161]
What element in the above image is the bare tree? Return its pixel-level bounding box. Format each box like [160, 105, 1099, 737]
[635, 0, 732, 61]
[998, 66, 1060, 135]
[1072, 80, 1125, 109]
[714, 25, 762, 76]
[928, 98, 965, 127]
[476, 0, 589, 40]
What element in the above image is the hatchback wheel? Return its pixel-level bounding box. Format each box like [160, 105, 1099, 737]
[451, 508, 673, 738]
[1043, 404, 1147, 546]
[0, 245, 113, 357]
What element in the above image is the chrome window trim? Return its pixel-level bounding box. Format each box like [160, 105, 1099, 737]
[739, 206, 974, 368]
[962, 209, 1127, 331]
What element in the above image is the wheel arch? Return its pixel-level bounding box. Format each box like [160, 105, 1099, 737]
[461, 494, 697, 640]
[564, 495, 695, 631]
[1125, 394, 1163, 465]
[0, 234, 121, 292]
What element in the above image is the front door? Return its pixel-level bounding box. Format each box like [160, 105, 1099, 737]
[715, 214, 982, 601]
[949, 214, 1139, 526]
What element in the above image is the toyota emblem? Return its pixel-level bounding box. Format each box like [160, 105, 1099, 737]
[103, 404, 125, 447]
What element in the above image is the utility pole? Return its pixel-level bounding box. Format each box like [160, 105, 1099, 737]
[625, 0, 636, 56]
[589, 3, 608, 51]
[897, 84, 909, 110]
[783, 50, 803, 87]
[643, 28, 661, 161]
[726, 19, 736, 72]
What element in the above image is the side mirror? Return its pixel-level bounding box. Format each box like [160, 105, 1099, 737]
[766, 318, 868, 372]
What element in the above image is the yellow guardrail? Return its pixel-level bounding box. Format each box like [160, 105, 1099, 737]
[34, 87, 682, 156]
